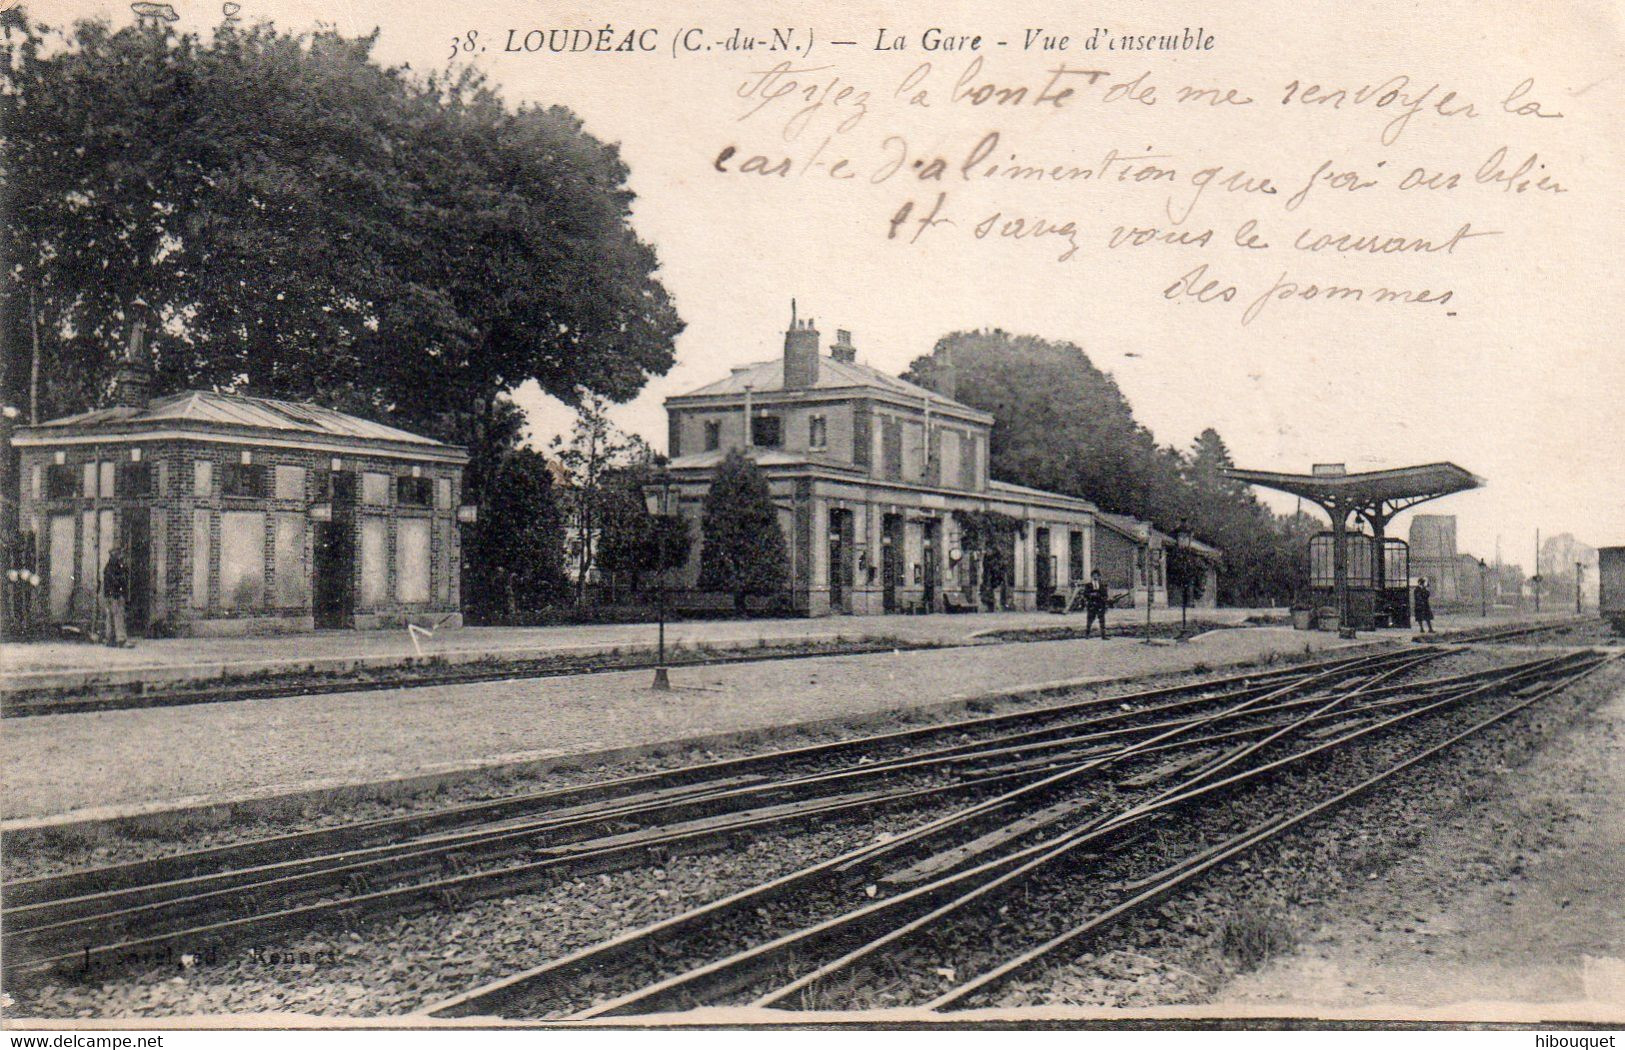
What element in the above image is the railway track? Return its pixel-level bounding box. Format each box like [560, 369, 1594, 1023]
[1425, 617, 1594, 645]
[1, 637, 944, 718]
[4, 647, 1434, 982]
[413, 647, 1613, 1019]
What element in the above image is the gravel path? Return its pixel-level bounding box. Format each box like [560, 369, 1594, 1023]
[2, 628, 1354, 823]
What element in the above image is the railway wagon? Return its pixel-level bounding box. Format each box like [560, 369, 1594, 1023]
[1601, 546, 1625, 634]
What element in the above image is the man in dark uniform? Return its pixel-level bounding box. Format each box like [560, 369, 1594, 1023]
[1083, 570, 1110, 640]
[1414, 576, 1434, 634]
[102, 550, 131, 648]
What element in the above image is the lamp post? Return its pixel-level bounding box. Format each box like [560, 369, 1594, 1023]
[643, 457, 674, 691]
[1479, 558, 1488, 618]
[1175, 518, 1191, 640]
[1576, 560, 1584, 615]
[1141, 534, 1154, 645]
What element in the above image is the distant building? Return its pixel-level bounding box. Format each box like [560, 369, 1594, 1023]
[13, 356, 470, 636]
[1095, 511, 1221, 611]
[655, 306, 1216, 615]
[1408, 514, 1462, 604]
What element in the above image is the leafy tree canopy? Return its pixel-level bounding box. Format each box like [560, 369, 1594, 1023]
[463, 447, 567, 620]
[908, 332, 1311, 606]
[698, 450, 788, 612]
[1, 8, 682, 503]
[905, 330, 1176, 520]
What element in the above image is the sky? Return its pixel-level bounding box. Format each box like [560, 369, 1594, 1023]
[35, 0, 1625, 569]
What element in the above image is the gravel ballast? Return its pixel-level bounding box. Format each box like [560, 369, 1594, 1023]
[11, 647, 1586, 1021]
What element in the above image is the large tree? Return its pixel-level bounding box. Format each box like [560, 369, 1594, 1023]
[698, 451, 788, 613]
[904, 331, 1175, 519]
[908, 332, 1311, 607]
[595, 462, 692, 600]
[1, 8, 682, 509]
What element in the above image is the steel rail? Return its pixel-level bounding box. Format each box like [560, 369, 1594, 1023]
[786, 651, 1601, 1012]
[6, 651, 1416, 938]
[0, 638, 948, 718]
[1435, 617, 1591, 645]
[6, 653, 1354, 908]
[422, 650, 1519, 1019]
[574, 653, 1590, 1016]
[9, 654, 1469, 969]
[6, 653, 1424, 980]
[419, 651, 1417, 1019]
[925, 652, 1619, 1010]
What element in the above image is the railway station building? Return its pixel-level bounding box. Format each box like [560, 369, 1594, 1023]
[656, 307, 1213, 616]
[12, 355, 471, 637]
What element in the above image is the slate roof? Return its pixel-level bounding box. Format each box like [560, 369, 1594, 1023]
[1094, 509, 1222, 558]
[17, 390, 465, 458]
[669, 356, 992, 421]
[987, 479, 1099, 512]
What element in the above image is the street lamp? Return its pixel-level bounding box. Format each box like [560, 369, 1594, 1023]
[1576, 560, 1584, 615]
[1175, 518, 1191, 640]
[642, 457, 674, 691]
[1479, 558, 1488, 618]
[1141, 531, 1155, 645]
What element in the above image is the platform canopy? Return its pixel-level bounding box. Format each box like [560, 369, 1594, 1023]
[1223, 461, 1483, 638]
[1223, 462, 1484, 517]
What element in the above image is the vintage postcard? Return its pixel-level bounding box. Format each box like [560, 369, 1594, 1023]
[2, 0, 1622, 1037]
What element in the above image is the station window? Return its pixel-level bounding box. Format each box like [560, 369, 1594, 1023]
[397, 475, 434, 507]
[751, 414, 782, 448]
[115, 463, 152, 498]
[45, 464, 77, 500]
[704, 419, 721, 452]
[221, 463, 266, 498]
[809, 414, 827, 450]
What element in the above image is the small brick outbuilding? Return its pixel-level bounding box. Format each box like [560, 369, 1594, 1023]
[12, 366, 470, 636]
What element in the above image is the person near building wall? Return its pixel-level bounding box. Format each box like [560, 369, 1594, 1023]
[101, 549, 131, 647]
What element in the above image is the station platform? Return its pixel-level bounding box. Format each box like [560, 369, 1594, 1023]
[3, 618, 1372, 830]
[0, 606, 1259, 698]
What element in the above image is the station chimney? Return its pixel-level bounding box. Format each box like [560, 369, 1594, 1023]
[113, 298, 156, 409]
[831, 328, 857, 363]
[783, 300, 820, 389]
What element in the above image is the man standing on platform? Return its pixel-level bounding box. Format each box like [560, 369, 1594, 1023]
[1083, 569, 1110, 640]
[1414, 576, 1434, 634]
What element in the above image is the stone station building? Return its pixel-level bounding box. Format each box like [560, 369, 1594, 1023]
[657, 307, 1216, 616]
